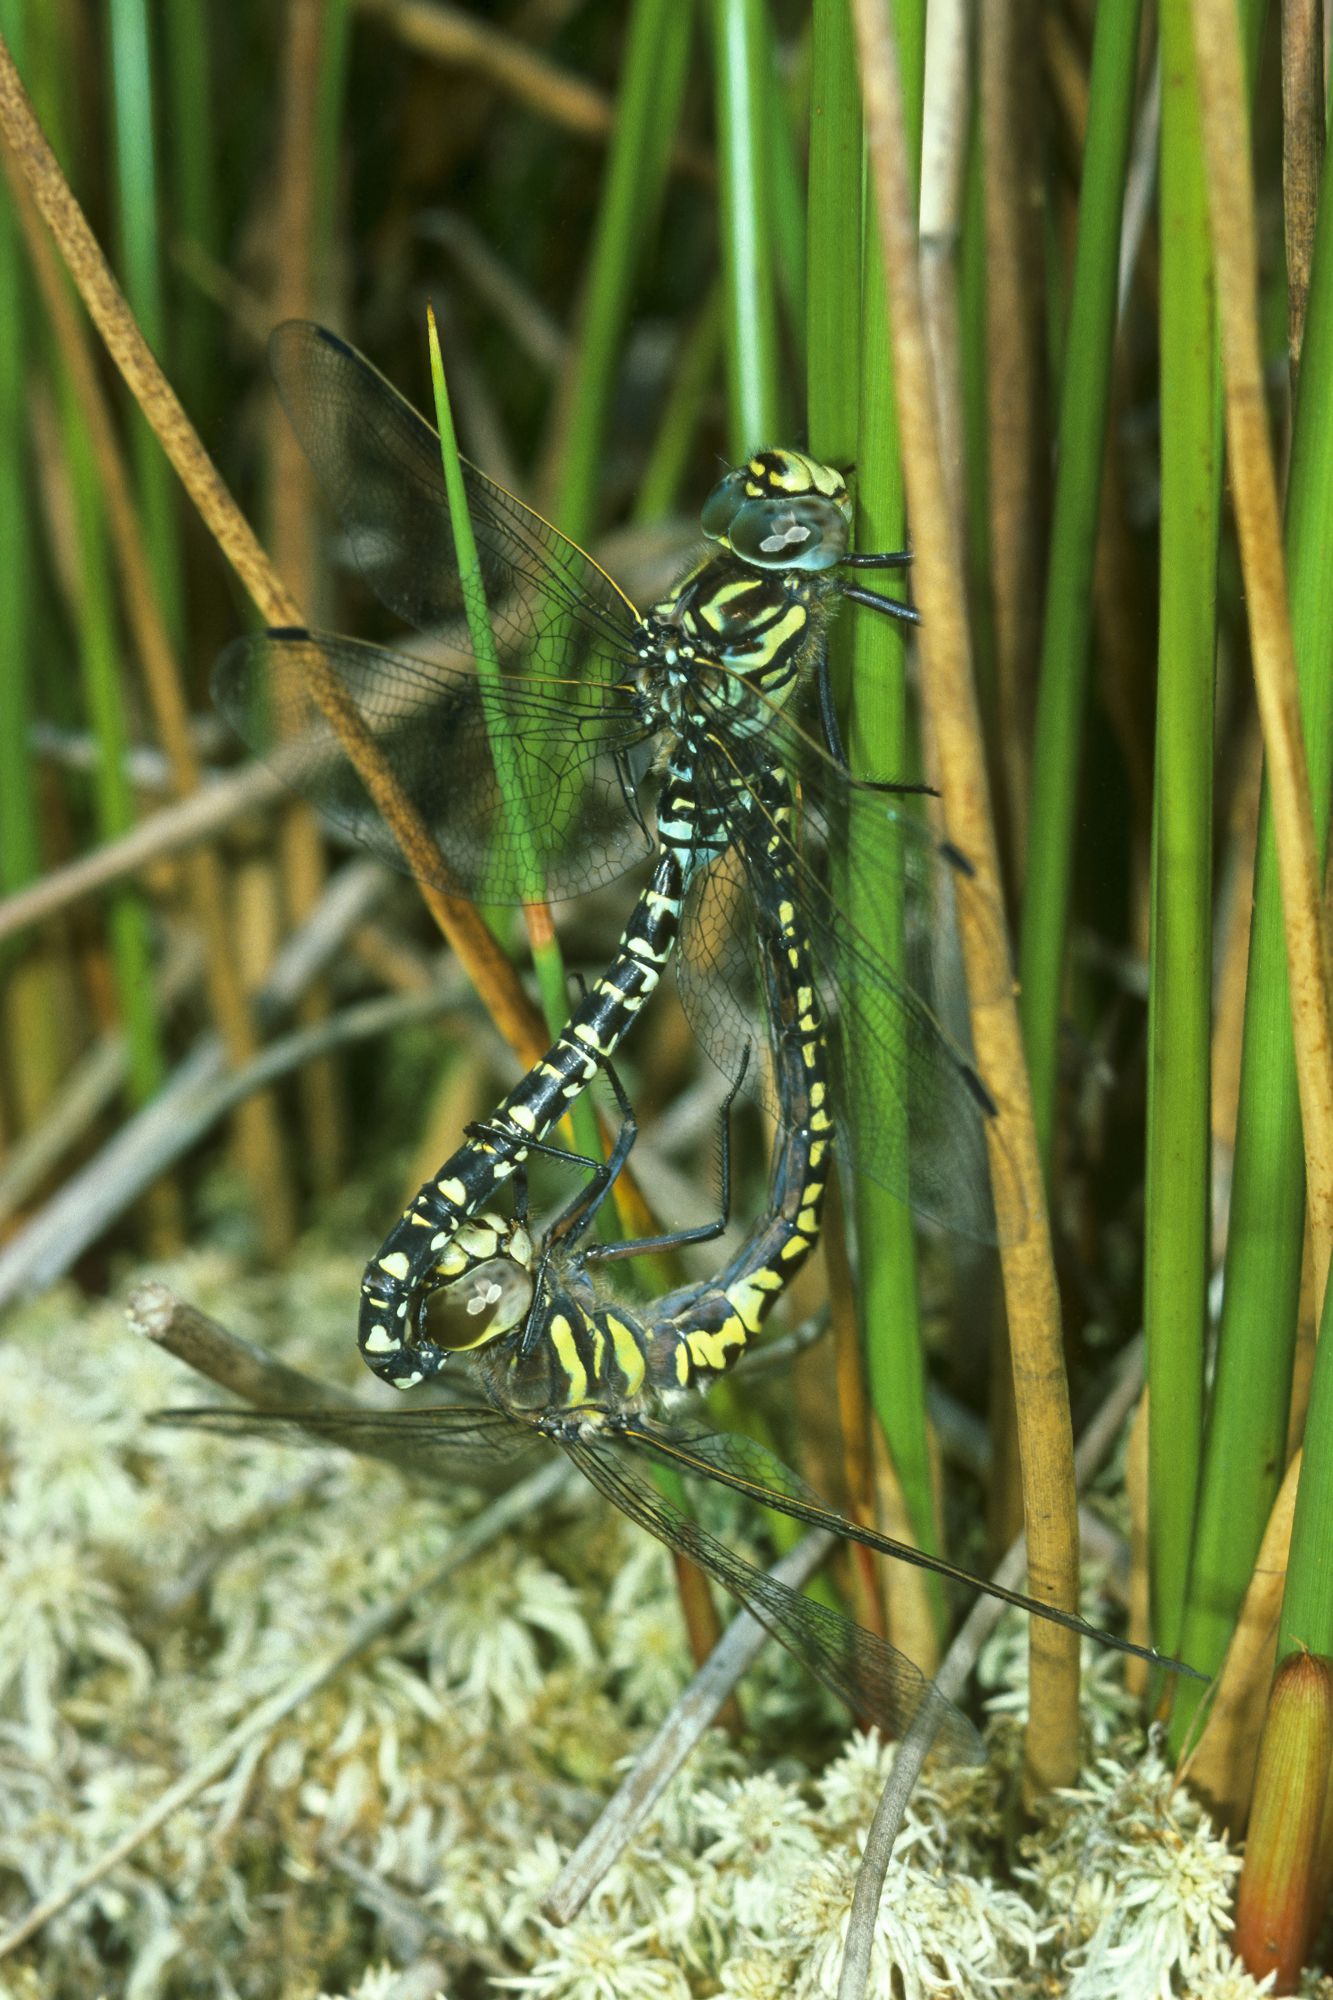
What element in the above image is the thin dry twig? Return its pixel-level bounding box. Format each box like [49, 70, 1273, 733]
[543, 1534, 831, 1926]
[835, 1694, 950, 2000]
[360, 0, 711, 182]
[420, 210, 566, 372]
[1192, 0, 1333, 1306]
[0, 33, 550, 1072]
[850, 0, 1081, 1793]
[0, 760, 287, 947]
[204, 984, 463, 1126]
[0, 863, 387, 1311]
[129, 1280, 361, 1411]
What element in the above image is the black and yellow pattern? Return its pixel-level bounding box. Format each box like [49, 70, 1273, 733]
[216, 325, 1015, 1398]
[484, 802, 829, 1417]
[161, 773, 1195, 1744]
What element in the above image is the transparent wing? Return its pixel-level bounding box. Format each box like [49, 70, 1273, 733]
[213, 629, 652, 901]
[624, 1420, 1203, 1681]
[153, 1402, 537, 1478]
[677, 714, 1020, 1244]
[572, 1435, 983, 1765]
[268, 321, 643, 659]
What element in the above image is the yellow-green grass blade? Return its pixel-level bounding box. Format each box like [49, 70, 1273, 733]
[1145, 0, 1221, 1664]
[1017, 0, 1143, 1172]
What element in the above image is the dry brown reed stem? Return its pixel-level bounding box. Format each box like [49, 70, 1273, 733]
[1191, 0, 1333, 1308]
[671, 1551, 735, 1705]
[1281, 0, 1325, 368]
[822, 1172, 893, 1647]
[851, 0, 1081, 1793]
[979, 0, 1047, 873]
[273, 0, 344, 1196]
[1212, 714, 1264, 1159]
[0, 939, 202, 1224]
[0, 33, 551, 1075]
[1179, 1449, 1301, 1835]
[0, 144, 298, 1256]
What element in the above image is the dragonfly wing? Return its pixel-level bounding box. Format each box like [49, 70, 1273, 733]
[153, 1402, 537, 1479]
[673, 845, 765, 1095]
[213, 629, 653, 901]
[675, 723, 1020, 1245]
[571, 1436, 983, 1766]
[268, 321, 643, 663]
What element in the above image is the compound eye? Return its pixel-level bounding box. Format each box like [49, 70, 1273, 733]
[433, 1257, 534, 1351]
[726, 494, 850, 572]
[700, 467, 749, 542]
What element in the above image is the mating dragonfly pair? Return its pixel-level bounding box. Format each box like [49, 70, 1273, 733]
[164, 324, 1196, 1756]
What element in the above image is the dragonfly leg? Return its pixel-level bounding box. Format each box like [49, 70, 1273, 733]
[840, 546, 914, 569]
[584, 1048, 751, 1266]
[837, 580, 922, 627]
[816, 647, 849, 770]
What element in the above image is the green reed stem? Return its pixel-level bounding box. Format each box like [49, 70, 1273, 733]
[26, 0, 162, 1107]
[108, 0, 183, 645]
[162, 0, 217, 404]
[1176, 86, 1333, 1724]
[849, 1, 936, 1579]
[549, 0, 691, 544]
[62, 383, 163, 1105]
[426, 312, 604, 1179]
[712, 0, 780, 453]
[805, 0, 937, 1581]
[634, 282, 723, 524]
[1017, 0, 1143, 1173]
[1145, 3, 1220, 1662]
[761, 0, 806, 356]
[806, 0, 861, 468]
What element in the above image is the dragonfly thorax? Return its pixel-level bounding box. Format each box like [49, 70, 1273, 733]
[644, 555, 837, 735]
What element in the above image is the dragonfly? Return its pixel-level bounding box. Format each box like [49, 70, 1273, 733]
[215, 322, 1020, 1394]
[158, 853, 1197, 1758]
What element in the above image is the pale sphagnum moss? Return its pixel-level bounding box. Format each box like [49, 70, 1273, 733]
[0, 1250, 1291, 1995]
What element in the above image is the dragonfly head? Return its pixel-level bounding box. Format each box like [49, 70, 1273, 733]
[700, 450, 852, 574]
